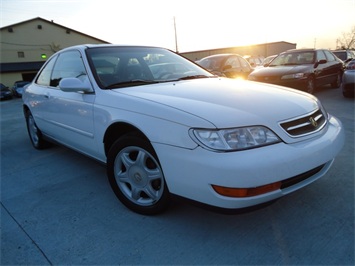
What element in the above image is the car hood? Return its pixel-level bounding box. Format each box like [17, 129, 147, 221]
[113, 78, 319, 129]
[251, 65, 312, 76]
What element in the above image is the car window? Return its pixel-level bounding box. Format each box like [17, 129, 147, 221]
[50, 50, 87, 87]
[324, 50, 336, 62]
[316, 50, 327, 61]
[225, 56, 241, 68]
[199, 57, 223, 70]
[36, 55, 58, 86]
[333, 51, 346, 60]
[239, 57, 252, 70]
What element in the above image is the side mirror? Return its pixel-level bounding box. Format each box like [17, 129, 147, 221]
[314, 59, 327, 68]
[222, 65, 232, 71]
[59, 77, 94, 93]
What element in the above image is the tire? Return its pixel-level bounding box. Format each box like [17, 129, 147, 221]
[107, 135, 170, 215]
[306, 76, 315, 94]
[331, 72, 342, 88]
[25, 111, 49, 149]
[343, 90, 354, 98]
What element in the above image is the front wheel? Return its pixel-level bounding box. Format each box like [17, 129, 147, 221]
[305, 76, 315, 94]
[25, 111, 49, 149]
[107, 135, 170, 215]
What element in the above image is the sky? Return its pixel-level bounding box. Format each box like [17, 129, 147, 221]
[0, 0, 354, 53]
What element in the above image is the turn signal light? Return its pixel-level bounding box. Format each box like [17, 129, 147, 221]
[212, 182, 281, 197]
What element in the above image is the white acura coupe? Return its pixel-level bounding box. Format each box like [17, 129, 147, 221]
[22, 45, 344, 215]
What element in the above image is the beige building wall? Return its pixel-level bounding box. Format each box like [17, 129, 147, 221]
[0, 17, 109, 87]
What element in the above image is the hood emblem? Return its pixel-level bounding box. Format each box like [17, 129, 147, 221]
[309, 117, 318, 127]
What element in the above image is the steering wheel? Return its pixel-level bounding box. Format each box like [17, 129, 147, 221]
[158, 72, 173, 79]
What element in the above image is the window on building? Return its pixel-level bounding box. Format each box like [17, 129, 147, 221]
[18, 51, 25, 58]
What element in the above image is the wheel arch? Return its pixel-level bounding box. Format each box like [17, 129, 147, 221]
[103, 122, 149, 157]
[23, 104, 31, 117]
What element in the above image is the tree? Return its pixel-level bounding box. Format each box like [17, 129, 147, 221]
[337, 26, 355, 49]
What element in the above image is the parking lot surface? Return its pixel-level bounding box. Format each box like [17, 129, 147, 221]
[1, 86, 354, 265]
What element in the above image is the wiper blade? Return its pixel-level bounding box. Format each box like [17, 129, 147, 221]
[177, 75, 211, 80]
[106, 79, 159, 89]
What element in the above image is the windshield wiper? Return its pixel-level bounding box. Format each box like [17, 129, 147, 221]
[177, 74, 212, 81]
[106, 79, 159, 89]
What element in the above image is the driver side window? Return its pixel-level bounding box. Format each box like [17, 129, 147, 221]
[225, 57, 241, 69]
[317, 51, 327, 61]
[50, 50, 86, 87]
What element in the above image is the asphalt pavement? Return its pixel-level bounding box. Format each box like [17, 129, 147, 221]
[1, 86, 354, 265]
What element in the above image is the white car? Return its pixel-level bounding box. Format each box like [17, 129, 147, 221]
[22, 44, 344, 215]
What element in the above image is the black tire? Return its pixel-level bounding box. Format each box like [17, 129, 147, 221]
[107, 135, 170, 215]
[331, 72, 342, 88]
[25, 111, 49, 149]
[343, 90, 354, 98]
[306, 76, 315, 94]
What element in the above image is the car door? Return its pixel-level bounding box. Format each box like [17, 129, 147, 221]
[315, 50, 328, 86]
[324, 50, 342, 84]
[40, 50, 97, 155]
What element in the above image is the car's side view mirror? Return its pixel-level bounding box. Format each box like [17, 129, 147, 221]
[222, 65, 232, 71]
[314, 59, 327, 68]
[59, 77, 94, 93]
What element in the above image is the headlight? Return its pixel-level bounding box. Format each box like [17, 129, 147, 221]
[281, 73, 306, 79]
[190, 126, 280, 151]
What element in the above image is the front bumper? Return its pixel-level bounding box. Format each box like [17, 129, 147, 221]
[153, 115, 344, 209]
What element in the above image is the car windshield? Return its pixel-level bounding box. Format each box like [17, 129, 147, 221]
[86, 46, 215, 89]
[269, 52, 315, 66]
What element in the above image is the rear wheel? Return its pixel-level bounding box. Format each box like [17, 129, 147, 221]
[331, 72, 342, 88]
[107, 135, 170, 215]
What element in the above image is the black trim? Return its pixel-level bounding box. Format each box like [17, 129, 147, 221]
[281, 164, 325, 189]
[0, 61, 45, 73]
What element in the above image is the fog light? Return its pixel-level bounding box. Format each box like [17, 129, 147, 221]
[212, 182, 281, 197]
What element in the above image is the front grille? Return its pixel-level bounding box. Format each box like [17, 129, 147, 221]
[281, 164, 325, 189]
[280, 109, 327, 137]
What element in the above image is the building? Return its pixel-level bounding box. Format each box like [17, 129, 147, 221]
[0, 17, 110, 87]
[180, 41, 297, 61]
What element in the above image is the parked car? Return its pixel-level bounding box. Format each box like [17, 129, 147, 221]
[0, 83, 13, 100]
[331, 49, 355, 64]
[12, 80, 31, 97]
[23, 44, 344, 215]
[248, 49, 344, 94]
[342, 59, 355, 98]
[197, 54, 253, 79]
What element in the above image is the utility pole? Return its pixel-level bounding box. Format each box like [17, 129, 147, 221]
[174, 16, 179, 53]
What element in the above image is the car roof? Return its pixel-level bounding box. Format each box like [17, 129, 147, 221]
[285, 48, 317, 53]
[59, 44, 165, 52]
[201, 54, 241, 60]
